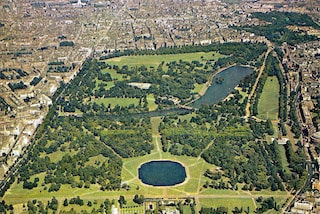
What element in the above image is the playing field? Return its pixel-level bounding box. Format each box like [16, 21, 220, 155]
[257, 76, 280, 120]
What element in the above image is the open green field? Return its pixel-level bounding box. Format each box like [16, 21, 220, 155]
[95, 79, 115, 90]
[104, 52, 223, 69]
[146, 94, 157, 111]
[101, 68, 126, 81]
[257, 76, 280, 120]
[199, 197, 256, 213]
[279, 144, 291, 173]
[151, 117, 161, 135]
[192, 83, 205, 94]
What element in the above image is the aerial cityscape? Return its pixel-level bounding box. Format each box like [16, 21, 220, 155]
[0, 0, 320, 213]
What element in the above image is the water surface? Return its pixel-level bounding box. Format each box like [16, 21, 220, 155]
[192, 66, 254, 108]
[138, 160, 187, 186]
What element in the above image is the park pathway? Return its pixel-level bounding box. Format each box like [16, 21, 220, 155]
[245, 44, 273, 119]
[151, 117, 163, 159]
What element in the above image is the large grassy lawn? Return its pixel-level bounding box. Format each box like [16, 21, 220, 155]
[279, 144, 291, 173]
[147, 94, 157, 111]
[121, 151, 215, 197]
[104, 52, 223, 69]
[257, 76, 280, 120]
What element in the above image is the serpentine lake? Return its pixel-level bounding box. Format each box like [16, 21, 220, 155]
[192, 65, 254, 108]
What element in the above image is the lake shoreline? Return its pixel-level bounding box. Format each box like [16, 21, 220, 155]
[191, 65, 255, 108]
[199, 64, 255, 96]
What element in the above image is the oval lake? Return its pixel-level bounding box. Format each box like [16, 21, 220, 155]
[138, 160, 187, 186]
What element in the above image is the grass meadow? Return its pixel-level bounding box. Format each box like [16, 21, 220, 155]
[257, 76, 280, 120]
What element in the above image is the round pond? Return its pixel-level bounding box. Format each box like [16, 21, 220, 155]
[138, 160, 187, 186]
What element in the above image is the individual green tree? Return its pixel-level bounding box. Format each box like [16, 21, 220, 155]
[133, 194, 144, 205]
[118, 196, 126, 208]
[63, 198, 68, 206]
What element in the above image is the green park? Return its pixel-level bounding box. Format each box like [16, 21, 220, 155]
[1, 43, 303, 214]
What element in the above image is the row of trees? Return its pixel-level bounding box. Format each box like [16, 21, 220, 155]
[27, 197, 58, 213]
[288, 91, 301, 138]
[100, 42, 266, 64]
[312, 96, 320, 128]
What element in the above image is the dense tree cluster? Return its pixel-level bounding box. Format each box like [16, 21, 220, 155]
[202, 138, 286, 191]
[85, 116, 153, 158]
[249, 118, 274, 138]
[18, 115, 123, 191]
[160, 91, 249, 157]
[235, 11, 319, 45]
[133, 194, 144, 205]
[288, 92, 301, 138]
[0, 200, 13, 213]
[284, 141, 307, 190]
[256, 196, 280, 213]
[312, 96, 320, 128]
[100, 42, 266, 64]
[252, 11, 320, 29]
[104, 60, 209, 101]
[159, 84, 292, 191]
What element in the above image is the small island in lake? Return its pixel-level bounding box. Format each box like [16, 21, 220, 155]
[215, 76, 224, 84]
